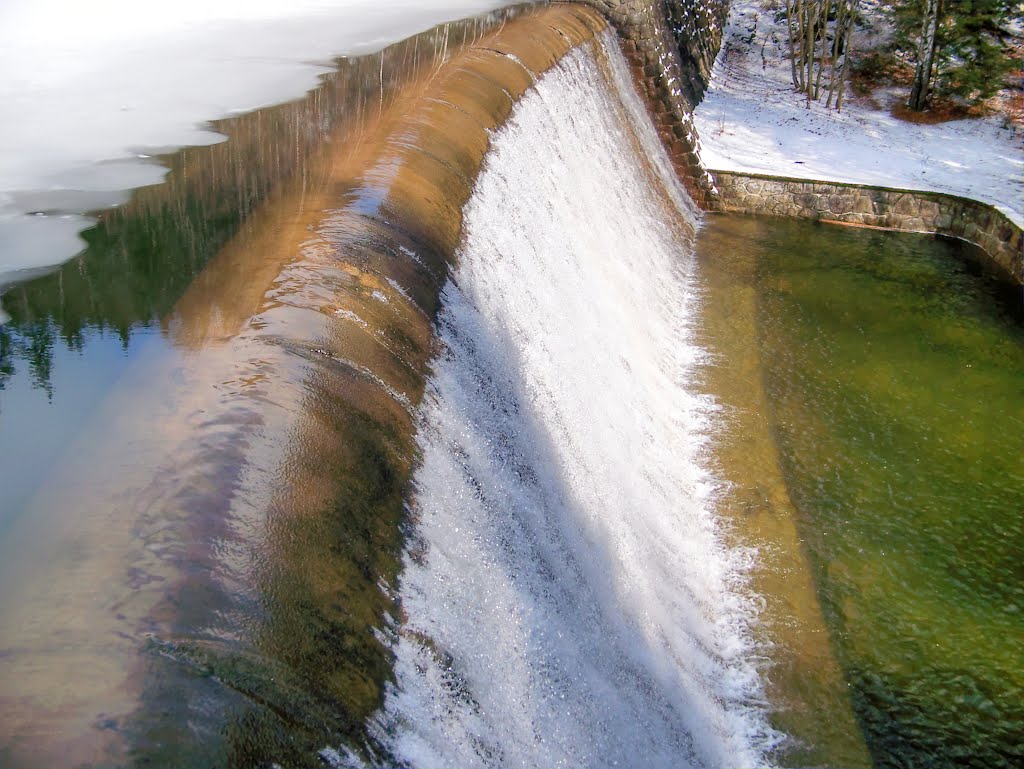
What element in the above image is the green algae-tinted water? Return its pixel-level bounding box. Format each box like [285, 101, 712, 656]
[707, 216, 1024, 768]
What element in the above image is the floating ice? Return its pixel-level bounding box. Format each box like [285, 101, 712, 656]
[0, 0, 517, 285]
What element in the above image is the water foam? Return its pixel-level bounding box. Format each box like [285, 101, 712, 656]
[373, 31, 776, 768]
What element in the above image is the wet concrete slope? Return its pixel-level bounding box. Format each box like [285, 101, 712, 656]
[0, 6, 606, 767]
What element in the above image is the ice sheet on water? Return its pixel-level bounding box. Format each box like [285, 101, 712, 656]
[0, 0, 517, 283]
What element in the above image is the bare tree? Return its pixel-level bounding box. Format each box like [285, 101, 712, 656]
[907, 0, 943, 111]
[827, 0, 858, 110]
[786, 0, 801, 89]
[784, 0, 860, 110]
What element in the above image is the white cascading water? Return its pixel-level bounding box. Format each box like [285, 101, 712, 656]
[373, 31, 777, 769]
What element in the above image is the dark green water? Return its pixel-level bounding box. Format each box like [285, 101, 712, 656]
[742, 218, 1024, 768]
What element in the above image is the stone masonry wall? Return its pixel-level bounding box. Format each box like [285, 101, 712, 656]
[569, 1, 1022, 280]
[565, 1, 728, 207]
[714, 171, 1024, 283]
[662, 0, 730, 106]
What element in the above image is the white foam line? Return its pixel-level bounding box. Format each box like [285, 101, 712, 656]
[370, 32, 779, 769]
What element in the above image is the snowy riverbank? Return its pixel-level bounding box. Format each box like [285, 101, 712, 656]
[693, 0, 1023, 228]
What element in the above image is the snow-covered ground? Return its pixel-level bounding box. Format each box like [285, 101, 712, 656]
[694, 0, 1024, 227]
[0, 0, 517, 287]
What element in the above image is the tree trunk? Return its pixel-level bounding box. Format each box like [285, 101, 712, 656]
[908, 0, 943, 110]
[805, 0, 817, 106]
[835, 0, 857, 112]
[826, 0, 846, 108]
[787, 0, 801, 90]
[812, 1, 828, 101]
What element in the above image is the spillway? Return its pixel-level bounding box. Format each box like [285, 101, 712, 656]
[0, 4, 866, 768]
[0, 7, 617, 766]
[372, 31, 775, 769]
[4, 3, 1021, 767]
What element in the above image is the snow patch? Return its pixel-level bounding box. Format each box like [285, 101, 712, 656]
[0, 0, 517, 284]
[694, 0, 1023, 227]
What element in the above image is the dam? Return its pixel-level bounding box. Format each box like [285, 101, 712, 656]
[0, 2, 1021, 768]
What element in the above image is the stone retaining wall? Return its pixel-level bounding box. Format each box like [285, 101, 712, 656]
[662, 0, 730, 105]
[713, 171, 1024, 283]
[566, 1, 728, 206]
[568, 2, 1022, 283]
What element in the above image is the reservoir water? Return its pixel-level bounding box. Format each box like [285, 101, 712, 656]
[1, 3, 1022, 768]
[0, 7, 564, 765]
[696, 217, 1024, 769]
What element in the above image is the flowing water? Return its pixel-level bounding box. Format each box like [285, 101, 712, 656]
[372, 35, 777, 769]
[0, 7, 578, 766]
[0, 6, 526, 525]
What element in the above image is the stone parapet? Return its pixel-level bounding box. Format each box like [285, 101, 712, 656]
[712, 171, 1024, 284]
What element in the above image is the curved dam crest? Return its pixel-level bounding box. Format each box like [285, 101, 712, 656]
[0, 2, 874, 766]
[0, 6, 622, 767]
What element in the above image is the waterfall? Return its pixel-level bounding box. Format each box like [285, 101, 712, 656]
[371, 31, 777, 769]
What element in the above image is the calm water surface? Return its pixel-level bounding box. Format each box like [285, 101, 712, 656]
[697, 216, 1024, 768]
